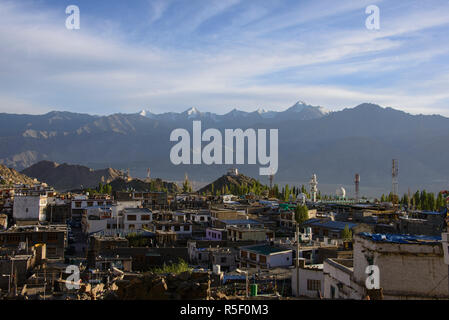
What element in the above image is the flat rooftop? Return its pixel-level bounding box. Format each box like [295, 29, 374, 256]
[243, 244, 292, 255]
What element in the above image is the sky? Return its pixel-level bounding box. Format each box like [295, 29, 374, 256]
[0, 0, 449, 116]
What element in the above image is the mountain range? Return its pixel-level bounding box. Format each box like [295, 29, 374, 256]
[21, 161, 125, 191]
[1, 101, 449, 196]
[0, 164, 39, 186]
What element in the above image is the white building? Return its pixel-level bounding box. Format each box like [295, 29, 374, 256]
[323, 233, 449, 300]
[13, 195, 47, 222]
[81, 206, 112, 235]
[71, 195, 112, 220]
[291, 259, 324, 298]
[122, 208, 153, 233]
[239, 244, 292, 269]
[323, 258, 363, 299]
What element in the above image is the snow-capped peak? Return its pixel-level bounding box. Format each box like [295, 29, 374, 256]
[185, 107, 200, 115]
[139, 109, 150, 117]
[257, 108, 268, 114]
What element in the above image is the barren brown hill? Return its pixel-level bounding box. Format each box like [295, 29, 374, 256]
[21, 160, 125, 191]
[109, 177, 180, 194]
[0, 164, 39, 186]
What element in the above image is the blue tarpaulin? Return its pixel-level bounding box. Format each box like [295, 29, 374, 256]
[358, 232, 441, 244]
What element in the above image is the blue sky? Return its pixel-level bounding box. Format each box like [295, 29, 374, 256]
[0, 0, 449, 115]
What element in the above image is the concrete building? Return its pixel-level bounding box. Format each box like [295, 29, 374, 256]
[13, 195, 47, 222]
[122, 208, 153, 232]
[396, 210, 447, 236]
[303, 219, 357, 239]
[46, 198, 71, 223]
[81, 206, 112, 235]
[0, 225, 67, 260]
[115, 191, 168, 210]
[150, 221, 192, 238]
[291, 258, 324, 298]
[71, 195, 112, 221]
[323, 233, 449, 300]
[279, 209, 317, 229]
[205, 228, 227, 241]
[323, 258, 362, 299]
[227, 226, 274, 242]
[214, 219, 264, 229]
[239, 244, 293, 270]
[353, 233, 448, 299]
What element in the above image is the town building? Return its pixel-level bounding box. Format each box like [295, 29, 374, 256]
[227, 226, 274, 242]
[323, 232, 449, 300]
[13, 194, 47, 223]
[0, 225, 67, 260]
[122, 208, 153, 233]
[205, 228, 227, 241]
[239, 244, 293, 269]
[291, 258, 324, 298]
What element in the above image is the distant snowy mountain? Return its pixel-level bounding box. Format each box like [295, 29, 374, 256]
[137, 101, 328, 123]
[3, 101, 449, 195]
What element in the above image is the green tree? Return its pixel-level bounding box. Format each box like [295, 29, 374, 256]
[294, 205, 309, 227]
[284, 184, 291, 202]
[341, 225, 353, 241]
[104, 184, 112, 195]
[413, 191, 421, 209]
[436, 192, 445, 211]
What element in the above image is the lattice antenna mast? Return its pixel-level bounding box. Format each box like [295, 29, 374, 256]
[269, 168, 275, 190]
[392, 159, 399, 208]
[354, 174, 360, 202]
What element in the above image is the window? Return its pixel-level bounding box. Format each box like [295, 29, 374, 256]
[307, 279, 321, 291]
[141, 215, 150, 221]
[129, 224, 135, 230]
[25, 208, 29, 213]
[75, 202, 81, 208]
[127, 215, 137, 221]
[48, 233, 58, 241]
[7, 235, 20, 242]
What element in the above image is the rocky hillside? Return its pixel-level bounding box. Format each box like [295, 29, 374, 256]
[197, 173, 268, 195]
[21, 161, 125, 191]
[109, 177, 181, 193]
[0, 164, 39, 185]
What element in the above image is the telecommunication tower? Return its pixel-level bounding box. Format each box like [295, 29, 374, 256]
[354, 174, 360, 202]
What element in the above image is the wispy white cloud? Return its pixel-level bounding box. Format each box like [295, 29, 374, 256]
[0, 0, 448, 116]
